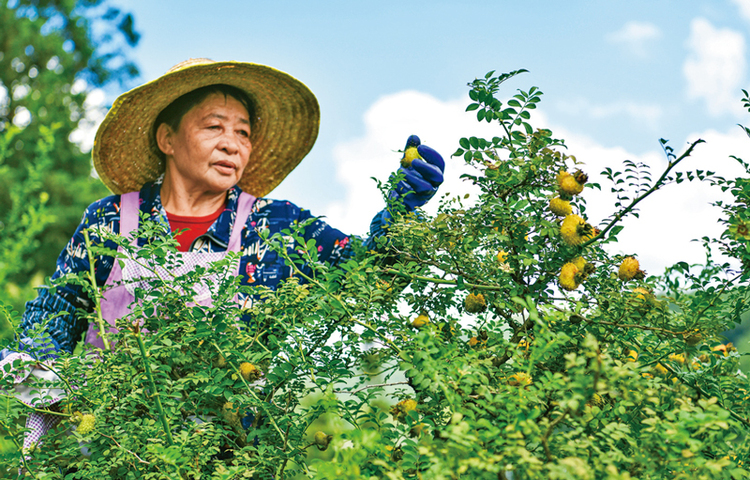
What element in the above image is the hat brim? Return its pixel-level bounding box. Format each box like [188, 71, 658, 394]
[93, 61, 320, 197]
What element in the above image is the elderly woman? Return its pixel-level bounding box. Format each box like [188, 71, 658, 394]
[14, 58, 445, 356]
[2, 59, 444, 450]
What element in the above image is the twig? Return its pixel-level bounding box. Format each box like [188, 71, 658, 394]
[583, 139, 704, 247]
[100, 432, 151, 464]
[133, 327, 174, 446]
[334, 381, 410, 395]
[83, 229, 110, 350]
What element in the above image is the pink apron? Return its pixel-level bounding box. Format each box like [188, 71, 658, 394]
[84, 190, 256, 348]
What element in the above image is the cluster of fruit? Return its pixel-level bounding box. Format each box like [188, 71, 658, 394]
[550, 169, 599, 291]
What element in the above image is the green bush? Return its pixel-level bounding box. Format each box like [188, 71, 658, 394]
[3, 71, 750, 479]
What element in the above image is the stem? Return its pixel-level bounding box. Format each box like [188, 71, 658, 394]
[83, 229, 110, 350]
[583, 139, 705, 247]
[383, 267, 503, 291]
[133, 328, 174, 446]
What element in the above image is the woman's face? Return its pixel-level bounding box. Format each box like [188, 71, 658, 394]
[157, 93, 252, 195]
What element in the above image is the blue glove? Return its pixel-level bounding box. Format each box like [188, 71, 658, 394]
[388, 135, 445, 212]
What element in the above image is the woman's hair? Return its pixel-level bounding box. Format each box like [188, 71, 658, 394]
[152, 84, 256, 159]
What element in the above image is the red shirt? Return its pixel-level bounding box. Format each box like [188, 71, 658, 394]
[166, 203, 226, 252]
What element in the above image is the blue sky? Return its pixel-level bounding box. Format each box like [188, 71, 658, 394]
[92, 0, 750, 273]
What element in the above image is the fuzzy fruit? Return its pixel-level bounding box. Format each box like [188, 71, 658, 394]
[411, 313, 430, 328]
[239, 362, 261, 382]
[560, 214, 597, 246]
[76, 414, 96, 435]
[464, 293, 487, 313]
[390, 398, 418, 423]
[618, 256, 639, 281]
[496, 250, 509, 263]
[559, 263, 580, 291]
[313, 430, 332, 451]
[401, 146, 421, 168]
[508, 372, 532, 387]
[549, 197, 572, 217]
[559, 175, 584, 195]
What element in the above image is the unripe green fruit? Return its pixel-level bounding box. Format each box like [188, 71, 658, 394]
[313, 430, 332, 451]
[76, 414, 96, 435]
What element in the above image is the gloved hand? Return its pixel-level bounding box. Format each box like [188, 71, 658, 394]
[388, 135, 445, 212]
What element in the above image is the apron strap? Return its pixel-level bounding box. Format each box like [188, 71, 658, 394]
[227, 192, 256, 252]
[120, 191, 141, 245]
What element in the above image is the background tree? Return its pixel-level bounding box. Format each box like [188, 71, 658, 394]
[0, 0, 139, 311]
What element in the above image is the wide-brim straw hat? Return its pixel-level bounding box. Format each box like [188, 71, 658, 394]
[92, 58, 320, 197]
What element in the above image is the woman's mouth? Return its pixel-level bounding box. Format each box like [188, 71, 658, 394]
[213, 161, 236, 174]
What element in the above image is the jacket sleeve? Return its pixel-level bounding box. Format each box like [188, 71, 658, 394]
[17, 196, 120, 354]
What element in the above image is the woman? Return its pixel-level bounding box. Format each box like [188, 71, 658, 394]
[2, 58, 445, 451]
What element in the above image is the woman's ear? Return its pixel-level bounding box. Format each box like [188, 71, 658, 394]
[155, 123, 175, 156]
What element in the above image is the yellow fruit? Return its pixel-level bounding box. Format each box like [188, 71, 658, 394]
[391, 398, 418, 423]
[559, 262, 580, 291]
[618, 256, 641, 281]
[508, 372, 532, 387]
[632, 287, 651, 300]
[625, 349, 639, 362]
[557, 170, 573, 186]
[560, 214, 596, 246]
[464, 293, 487, 313]
[549, 197, 572, 217]
[560, 175, 584, 195]
[572, 256, 587, 271]
[76, 414, 96, 436]
[654, 363, 669, 376]
[411, 313, 430, 328]
[313, 430, 332, 451]
[496, 250, 509, 263]
[668, 353, 686, 364]
[239, 362, 261, 382]
[401, 146, 421, 168]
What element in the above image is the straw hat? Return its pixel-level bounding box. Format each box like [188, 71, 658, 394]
[92, 58, 320, 197]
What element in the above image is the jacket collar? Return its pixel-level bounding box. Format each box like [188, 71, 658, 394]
[139, 177, 243, 248]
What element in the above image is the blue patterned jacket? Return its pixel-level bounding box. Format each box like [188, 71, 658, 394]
[16, 179, 388, 357]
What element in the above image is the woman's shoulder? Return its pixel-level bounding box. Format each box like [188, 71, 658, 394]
[81, 193, 122, 223]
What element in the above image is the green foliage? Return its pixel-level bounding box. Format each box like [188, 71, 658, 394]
[0, 0, 139, 280]
[3, 70, 750, 479]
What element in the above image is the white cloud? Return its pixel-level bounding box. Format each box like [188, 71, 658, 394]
[731, 0, 750, 23]
[68, 86, 106, 153]
[606, 21, 662, 57]
[556, 98, 663, 131]
[683, 18, 746, 117]
[326, 91, 750, 275]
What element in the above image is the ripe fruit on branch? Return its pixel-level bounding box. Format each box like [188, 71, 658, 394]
[239, 362, 261, 382]
[559, 262, 581, 291]
[313, 430, 333, 451]
[391, 398, 418, 423]
[411, 312, 430, 328]
[557, 170, 586, 196]
[618, 256, 645, 281]
[549, 197, 572, 217]
[464, 293, 487, 313]
[560, 214, 598, 246]
[508, 372, 532, 387]
[496, 250, 509, 263]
